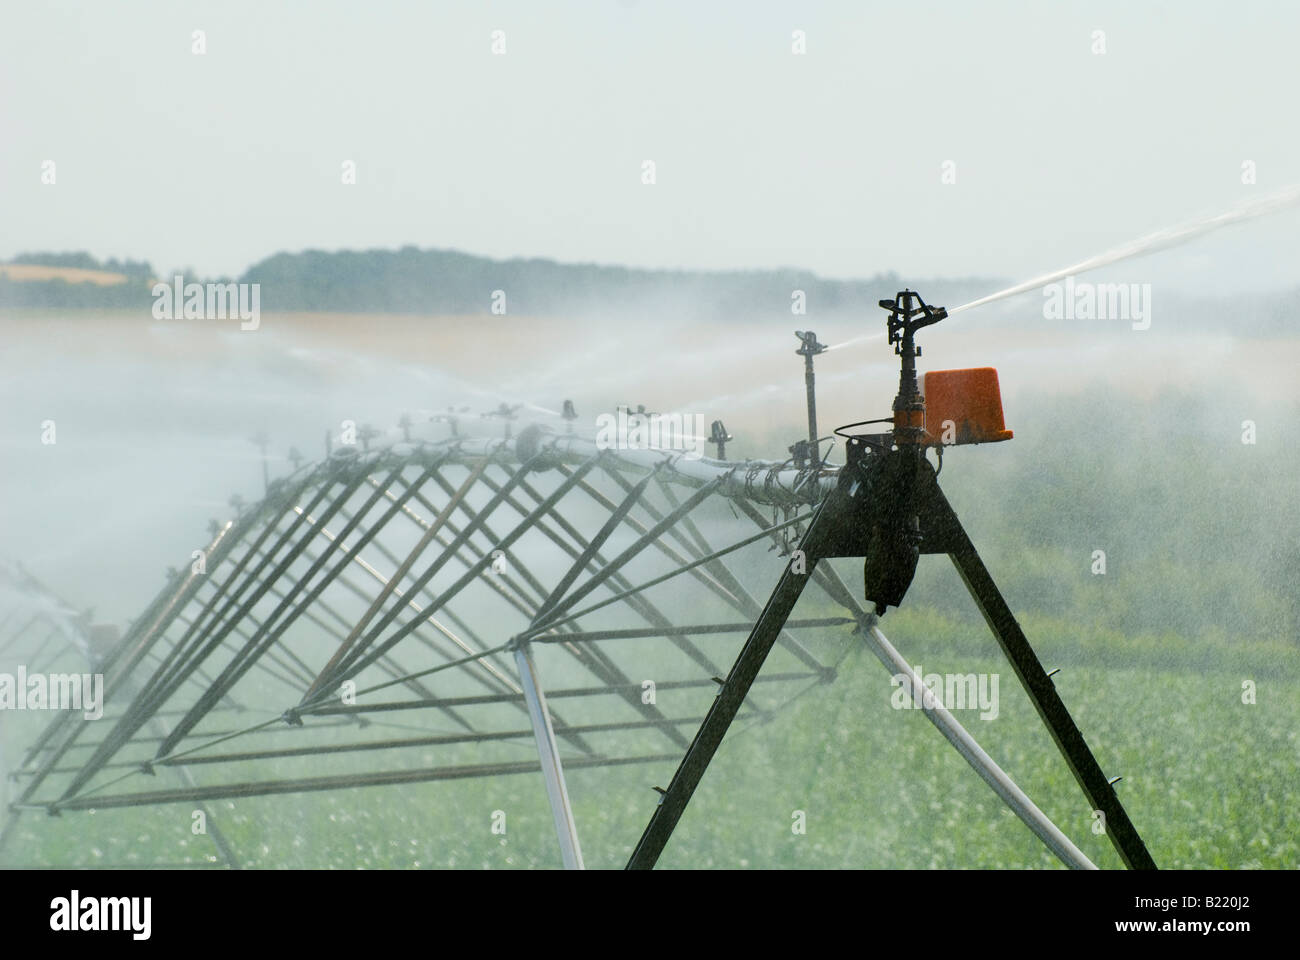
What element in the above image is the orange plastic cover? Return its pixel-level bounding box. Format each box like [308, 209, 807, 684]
[922, 367, 1013, 445]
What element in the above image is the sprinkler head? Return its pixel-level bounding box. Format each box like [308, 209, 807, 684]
[709, 420, 733, 459]
[794, 330, 826, 357]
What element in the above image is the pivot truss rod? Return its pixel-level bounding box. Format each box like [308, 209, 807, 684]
[6, 446, 848, 872]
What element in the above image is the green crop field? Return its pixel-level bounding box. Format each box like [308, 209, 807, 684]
[4, 605, 1296, 869]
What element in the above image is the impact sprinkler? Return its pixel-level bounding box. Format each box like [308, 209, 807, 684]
[358, 424, 381, 452]
[433, 406, 466, 437]
[881, 289, 945, 448]
[787, 438, 814, 470]
[483, 403, 522, 439]
[709, 420, 732, 459]
[794, 330, 826, 463]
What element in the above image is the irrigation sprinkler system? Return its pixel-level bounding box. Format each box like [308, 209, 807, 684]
[0, 287, 1157, 872]
[1, 148, 1296, 876]
[54, 182, 1300, 871]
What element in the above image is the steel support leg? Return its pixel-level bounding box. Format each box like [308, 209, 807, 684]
[921, 485, 1157, 870]
[513, 640, 585, 870]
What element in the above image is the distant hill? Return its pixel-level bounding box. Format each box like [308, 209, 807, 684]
[0, 247, 996, 320]
[235, 246, 999, 321]
[2, 247, 1295, 335]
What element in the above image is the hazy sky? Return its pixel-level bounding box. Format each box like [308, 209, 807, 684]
[3, 0, 1298, 292]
